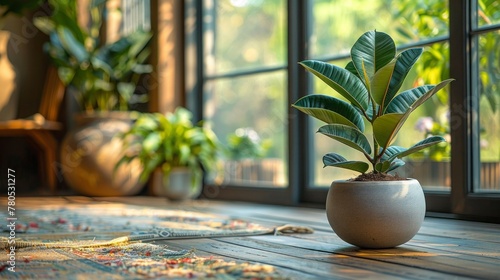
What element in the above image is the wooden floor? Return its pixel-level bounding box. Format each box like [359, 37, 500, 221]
[94, 197, 500, 280]
[10, 197, 500, 279]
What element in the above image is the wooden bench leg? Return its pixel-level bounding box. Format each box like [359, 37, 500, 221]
[28, 131, 58, 192]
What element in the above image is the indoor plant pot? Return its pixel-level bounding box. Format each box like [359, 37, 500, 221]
[326, 179, 425, 248]
[292, 30, 453, 248]
[117, 107, 220, 200]
[60, 112, 145, 196]
[150, 167, 202, 199]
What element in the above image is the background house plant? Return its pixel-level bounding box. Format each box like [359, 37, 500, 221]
[223, 128, 282, 184]
[292, 30, 453, 248]
[34, 0, 152, 113]
[117, 107, 220, 200]
[33, 0, 152, 196]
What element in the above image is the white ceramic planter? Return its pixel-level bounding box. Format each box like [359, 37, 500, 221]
[326, 179, 425, 249]
[150, 167, 202, 200]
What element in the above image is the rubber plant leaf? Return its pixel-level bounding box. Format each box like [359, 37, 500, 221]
[323, 153, 370, 173]
[318, 124, 372, 155]
[372, 112, 411, 149]
[384, 136, 446, 162]
[299, 60, 370, 111]
[371, 61, 396, 106]
[351, 30, 395, 89]
[292, 94, 365, 131]
[382, 48, 423, 109]
[385, 79, 455, 114]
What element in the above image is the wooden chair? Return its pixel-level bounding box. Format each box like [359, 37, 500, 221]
[0, 66, 65, 192]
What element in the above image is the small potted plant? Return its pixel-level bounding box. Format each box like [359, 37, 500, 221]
[292, 30, 453, 248]
[117, 107, 220, 200]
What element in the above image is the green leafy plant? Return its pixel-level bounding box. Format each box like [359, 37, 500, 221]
[292, 30, 453, 177]
[226, 127, 272, 160]
[33, 0, 152, 112]
[116, 107, 220, 185]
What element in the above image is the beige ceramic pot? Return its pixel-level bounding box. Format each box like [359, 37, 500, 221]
[326, 179, 425, 249]
[60, 112, 145, 196]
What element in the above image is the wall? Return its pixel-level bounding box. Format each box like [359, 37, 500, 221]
[0, 8, 56, 195]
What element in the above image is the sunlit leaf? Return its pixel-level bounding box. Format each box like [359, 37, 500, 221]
[382, 48, 423, 108]
[373, 112, 410, 149]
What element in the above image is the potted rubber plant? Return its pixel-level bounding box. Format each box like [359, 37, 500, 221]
[32, 0, 152, 196]
[117, 107, 220, 200]
[292, 30, 453, 248]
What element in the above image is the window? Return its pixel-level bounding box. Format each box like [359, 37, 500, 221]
[184, 0, 500, 220]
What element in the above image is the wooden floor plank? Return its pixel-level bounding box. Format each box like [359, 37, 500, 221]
[214, 236, 466, 280]
[159, 240, 326, 280]
[157, 238, 405, 279]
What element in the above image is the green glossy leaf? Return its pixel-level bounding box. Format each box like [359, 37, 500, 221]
[292, 94, 365, 131]
[345, 61, 360, 79]
[351, 30, 395, 86]
[391, 136, 446, 161]
[143, 132, 162, 154]
[299, 60, 369, 111]
[383, 48, 423, 108]
[318, 124, 372, 155]
[375, 158, 405, 173]
[57, 26, 88, 63]
[385, 79, 454, 114]
[387, 159, 405, 172]
[373, 112, 410, 149]
[135, 115, 159, 132]
[371, 61, 396, 106]
[375, 160, 391, 172]
[322, 153, 369, 173]
[380, 146, 407, 162]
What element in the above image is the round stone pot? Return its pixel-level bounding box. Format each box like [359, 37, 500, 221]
[60, 112, 145, 196]
[326, 179, 425, 249]
[150, 167, 202, 200]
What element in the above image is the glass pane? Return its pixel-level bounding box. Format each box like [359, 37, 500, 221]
[477, 31, 500, 192]
[204, 71, 287, 187]
[477, 0, 500, 27]
[311, 42, 452, 192]
[310, 0, 449, 58]
[207, 0, 285, 75]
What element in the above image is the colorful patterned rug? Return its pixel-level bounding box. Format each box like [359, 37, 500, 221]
[0, 201, 312, 279]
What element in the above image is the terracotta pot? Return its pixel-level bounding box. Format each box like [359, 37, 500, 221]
[326, 179, 425, 249]
[60, 112, 145, 196]
[150, 167, 202, 200]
